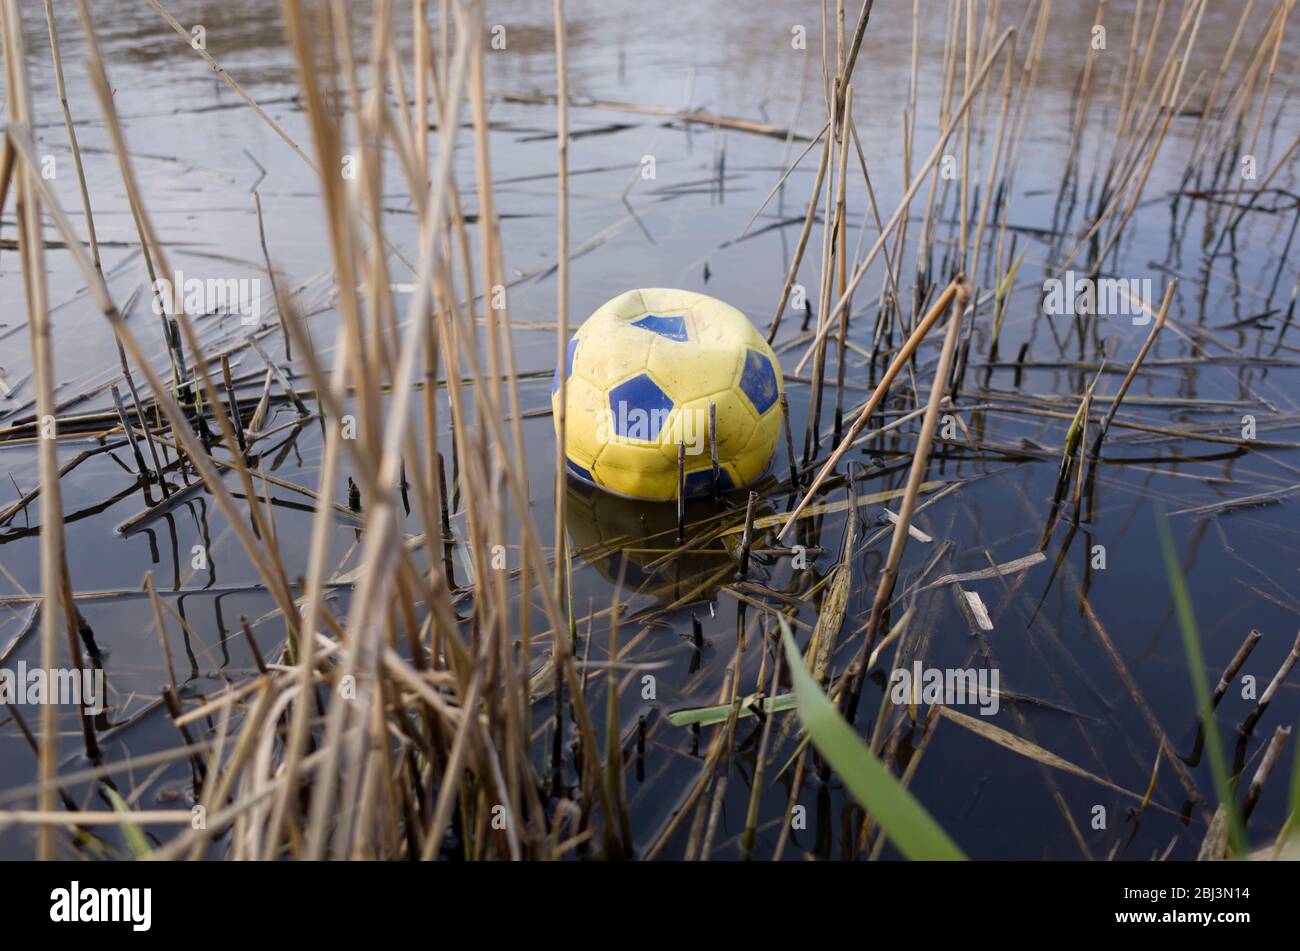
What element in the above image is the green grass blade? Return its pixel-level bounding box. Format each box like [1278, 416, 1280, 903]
[1155, 507, 1244, 855]
[1282, 718, 1300, 852]
[102, 786, 151, 859]
[779, 619, 965, 860]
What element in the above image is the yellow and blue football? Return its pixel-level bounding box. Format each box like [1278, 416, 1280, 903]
[551, 288, 783, 502]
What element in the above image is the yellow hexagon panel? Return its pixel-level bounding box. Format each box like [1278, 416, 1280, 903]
[645, 335, 740, 404]
[572, 319, 653, 390]
[594, 439, 678, 500]
[554, 374, 611, 465]
[655, 389, 756, 466]
[734, 404, 783, 486]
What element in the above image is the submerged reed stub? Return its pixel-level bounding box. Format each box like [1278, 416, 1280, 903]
[552, 288, 783, 502]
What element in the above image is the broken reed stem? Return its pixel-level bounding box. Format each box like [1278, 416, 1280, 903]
[677, 440, 687, 544]
[1214, 629, 1263, 706]
[845, 278, 968, 706]
[252, 190, 292, 361]
[220, 355, 248, 453]
[143, 572, 179, 695]
[1089, 280, 1175, 459]
[110, 384, 150, 479]
[779, 274, 965, 542]
[239, 615, 268, 675]
[1070, 393, 1090, 520]
[741, 643, 783, 857]
[709, 401, 721, 502]
[1241, 725, 1291, 823]
[42, 0, 101, 273]
[1240, 629, 1300, 736]
[161, 685, 207, 784]
[766, 131, 832, 343]
[246, 335, 310, 417]
[780, 392, 800, 489]
[738, 491, 759, 579]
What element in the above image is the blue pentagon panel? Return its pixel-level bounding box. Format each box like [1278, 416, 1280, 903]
[739, 347, 779, 415]
[631, 313, 689, 342]
[566, 458, 595, 484]
[552, 338, 579, 395]
[608, 373, 675, 442]
[683, 467, 734, 498]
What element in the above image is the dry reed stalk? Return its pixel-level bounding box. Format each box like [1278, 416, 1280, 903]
[553, 0, 572, 646]
[464, 2, 538, 844]
[1240, 630, 1300, 736]
[958, 0, 974, 274]
[1241, 725, 1291, 822]
[109, 384, 149, 478]
[19, 1, 397, 857]
[766, 131, 832, 343]
[1214, 630, 1263, 706]
[41, 0, 100, 273]
[252, 191, 293, 361]
[779, 275, 966, 542]
[143, 572, 180, 694]
[259, 323, 349, 854]
[65, 2, 301, 626]
[146, 0, 313, 166]
[740, 118, 831, 238]
[801, 73, 846, 461]
[421, 50, 543, 847]
[793, 27, 1014, 374]
[293, 0, 472, 858]
[268, 0, 588, 858]
[858, 279, 967, 651]
[1181, 0, 1255, 172]
[1089, 280, 1176, 458]
[3, 0, 61, 860]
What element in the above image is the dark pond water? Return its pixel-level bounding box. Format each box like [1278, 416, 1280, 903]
[0, 0, 1297, 859]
